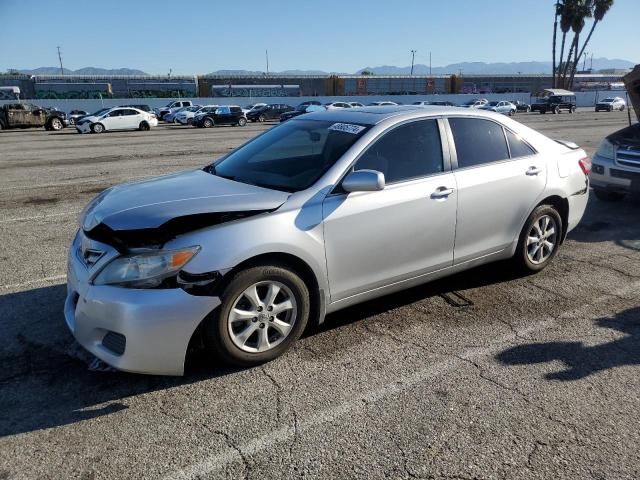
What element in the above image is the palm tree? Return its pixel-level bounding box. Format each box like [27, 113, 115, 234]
[552, 2, 562, 87]
[561, 0, 591, 88]
[556, 0, 576, 88]
[570, 0, 614, 86]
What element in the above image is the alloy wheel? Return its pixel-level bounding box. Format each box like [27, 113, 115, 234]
[526, 215, 558, 265]
[227, 281, 297, 353]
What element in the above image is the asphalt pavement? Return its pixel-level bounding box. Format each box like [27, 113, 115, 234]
[0, 108, 639, 480]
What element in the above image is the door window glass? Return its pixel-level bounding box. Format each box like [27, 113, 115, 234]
[449, 117, 509, 168]
[355, 119, 443, 183]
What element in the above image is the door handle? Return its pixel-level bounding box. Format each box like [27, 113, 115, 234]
[431, 187, 455, 199]
[526, 166, 542, 176]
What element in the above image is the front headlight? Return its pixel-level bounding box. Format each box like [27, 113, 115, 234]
[596, 139, 615, 159]
[93, 246, 201, 288]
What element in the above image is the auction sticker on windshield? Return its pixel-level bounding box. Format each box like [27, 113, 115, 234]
[328, 123, 366, 135]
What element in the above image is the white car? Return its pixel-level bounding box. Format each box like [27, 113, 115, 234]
[412, 101, 432, 106]
[75, 107, 158, 134]
[480, 101, 517, 116]
[242, 103, 267, 115]
[324, 102, 352, 110]
[595, 97, 626, 112]
[367, 101, 399, 106]
[175, 105, 213, 125]
[460, 98, 489, 109]
[348, 102, 365, 108]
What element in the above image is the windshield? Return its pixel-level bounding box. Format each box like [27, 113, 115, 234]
[208, 119, 371, 192]
[91, 108, 110, 117]
[602, 98, 615, 102]
[487, 101, 499, 106]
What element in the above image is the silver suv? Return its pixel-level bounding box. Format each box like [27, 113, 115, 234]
[590, 123, 640, 201]
[66, 106, 590, 375]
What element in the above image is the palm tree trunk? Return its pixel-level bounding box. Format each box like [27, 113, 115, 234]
[561, 35, 577, 88]
[552, 6, 559, 88]
[557, 32, 567, 88]
[575, 19, 598, 73]
[568, 32, 581, 89]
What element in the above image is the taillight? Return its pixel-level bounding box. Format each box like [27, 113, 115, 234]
[578, 157, 592, 175]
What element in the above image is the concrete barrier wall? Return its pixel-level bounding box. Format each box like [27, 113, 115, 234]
[0, 92, 620, 112]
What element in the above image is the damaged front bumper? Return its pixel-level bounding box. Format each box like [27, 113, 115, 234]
[64, 231, 220, 376]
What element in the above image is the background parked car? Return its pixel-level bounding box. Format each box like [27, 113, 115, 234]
[190, 105, 220, 125]
[164, 105, 201, 123]
[75, 107, 157, 134]
[280, 104, 325, 122]
[510, 100, 531, 112]
[121, 104, 155, 115]
[193, 105, 247, 128]
[246, 104, 294, 122]
[367, 101, 398, 106]
[480, 101, 516, 116]
[324, 102, 352, 109]
[0, 103, 67, 131]
[460, 98, 488, 108]
[242, 103, 267, 115]
[154, 100, 193, 120]
[67, 109, 88, 125]
[595, 97, 626, 112]
[176, 105, 215, 125]
[531, 90, 576, 114]
[348, 102, 365, 108]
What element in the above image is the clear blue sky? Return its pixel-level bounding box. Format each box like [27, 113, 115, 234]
[1, 0, 638, 74]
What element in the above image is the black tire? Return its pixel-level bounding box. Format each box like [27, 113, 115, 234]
[526, 106, 531, 112]
[0, 120, 4, 131]
[203, 117, 214, 128]
[539, 109, 546, 114]
[570, 106, 576, 113]
[205, 264, 310, 367]
[138, 121, 150, 131]
[593, 188, 625, 202]
[48, 117, 64, 131]
[514, 204, 563, 273]
[91, 123, 104, 134]
[620, 105, 625, 111]
[554, 106, 560, 114]
[258, 114, 266, 123]
[238, 117, 247, 127]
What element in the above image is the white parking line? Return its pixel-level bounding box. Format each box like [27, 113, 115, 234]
[2, 274, 66, 290]
[166, 280, 640, 480]
[0, 211, 78, 224]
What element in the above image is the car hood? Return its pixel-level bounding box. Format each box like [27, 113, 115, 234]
[608, 123, 640, 148]
[82, 169, 290, 232]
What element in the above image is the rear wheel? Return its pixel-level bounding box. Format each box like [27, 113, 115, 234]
[0, 121, 4, 130]
[205, 265, 310, 367]
[139, 121, 150, 131]
[593, 188, 625, 202]
[554, 106, 561, 114]
[620, 105, 625, 111]
[49, 117, 64, 131]
[91, 123, 104, 134]
[514, 205, 562, 273]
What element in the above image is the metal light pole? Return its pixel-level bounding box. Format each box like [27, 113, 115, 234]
[410, 50, 416, 76]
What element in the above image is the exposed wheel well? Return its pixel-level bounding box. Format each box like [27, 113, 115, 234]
[536, 195, 569, 243]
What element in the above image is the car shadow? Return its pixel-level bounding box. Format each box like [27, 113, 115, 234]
[0, 260, 524, 438]
[495, 307, 640, 380]
[568, 193, 640, 251]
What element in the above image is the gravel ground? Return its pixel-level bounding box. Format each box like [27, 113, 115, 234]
[0, 108, 639, 480]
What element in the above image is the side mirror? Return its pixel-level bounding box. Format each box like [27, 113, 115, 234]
[342, 170, 385, 193]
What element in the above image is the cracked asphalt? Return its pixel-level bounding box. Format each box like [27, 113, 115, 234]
[1, 109, 639, 480]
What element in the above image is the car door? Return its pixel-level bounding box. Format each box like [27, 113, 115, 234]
[323, 118, 457, 302]
[102, 109, 125, 130]
[447, 117, 546, 264]
[123, 109, 142, 129]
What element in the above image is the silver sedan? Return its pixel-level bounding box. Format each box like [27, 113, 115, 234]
[66, 106, 590, 375]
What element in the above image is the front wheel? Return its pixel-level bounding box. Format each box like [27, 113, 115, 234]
[514, 205, 562, 273]
[238, 117, 247, 127]
[205, 264, 310, 367]
[258, 114, 265, 123]
[203, 118, 214, 128]
[554, 106, 561, 114]
[91, 123, 104, 134]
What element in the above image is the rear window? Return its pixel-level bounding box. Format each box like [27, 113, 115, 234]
[449, 117, 509, 168]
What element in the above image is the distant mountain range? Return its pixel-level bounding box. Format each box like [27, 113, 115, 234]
[13, 58, 636, 77]
[17, 67, 148, 75]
